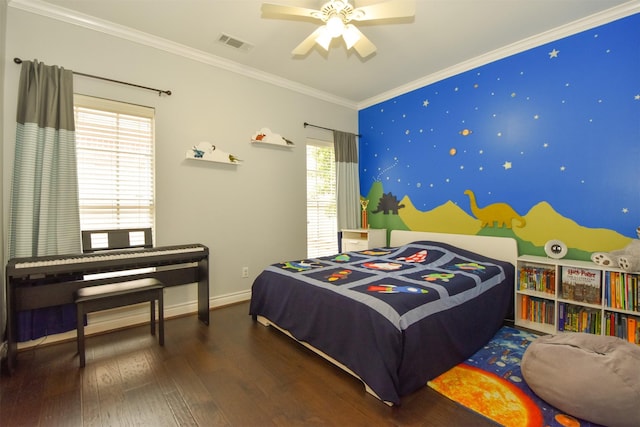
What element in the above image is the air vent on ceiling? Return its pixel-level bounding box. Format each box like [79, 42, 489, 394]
[217, 33, 253, 52]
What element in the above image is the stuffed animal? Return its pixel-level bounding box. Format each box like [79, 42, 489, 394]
[591, 226, 640, 272]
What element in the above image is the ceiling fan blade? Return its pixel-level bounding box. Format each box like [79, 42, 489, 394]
[261, 3, 320, 19]
[347, 26, 376, 58]
[292, 26, 327, 56]
[351, 0, 415, 21]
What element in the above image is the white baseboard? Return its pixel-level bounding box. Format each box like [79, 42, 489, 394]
[15, 289, 252, 351]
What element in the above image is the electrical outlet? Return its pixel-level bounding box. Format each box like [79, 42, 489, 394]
[242, 266, 249, 278]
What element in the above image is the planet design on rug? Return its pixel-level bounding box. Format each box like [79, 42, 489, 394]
[428, 327, 598, 427]
[429, 364, 543, 427]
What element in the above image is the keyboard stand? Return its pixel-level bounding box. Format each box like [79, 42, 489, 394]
[5, 243, 209, 373]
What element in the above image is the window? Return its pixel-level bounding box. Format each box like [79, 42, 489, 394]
[74, 95, 155, 231]
[306, 139, 337, 257]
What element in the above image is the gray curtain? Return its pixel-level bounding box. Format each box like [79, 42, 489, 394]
[334, 130, 360, 230]
[8, 59, 81, 341]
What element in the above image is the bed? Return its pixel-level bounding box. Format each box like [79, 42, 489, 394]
[249, 230, 517, 405]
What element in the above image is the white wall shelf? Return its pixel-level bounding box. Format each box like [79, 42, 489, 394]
[186, 142, 242, 165]
[185, 155, 240, 165]
[250, 138, 294, 148]
[250, 128, 294, 148]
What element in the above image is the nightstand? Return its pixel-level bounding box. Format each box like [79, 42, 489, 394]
[341, 228, 386, 252]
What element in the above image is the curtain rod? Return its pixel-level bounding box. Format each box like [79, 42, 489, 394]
[304, 122, 361, 137]
[14, 57, 172, 96]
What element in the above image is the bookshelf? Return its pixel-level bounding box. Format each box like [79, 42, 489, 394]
[516, 255, 640, 345]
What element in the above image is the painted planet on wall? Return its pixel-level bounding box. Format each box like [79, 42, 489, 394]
[449, 148, 457, 156]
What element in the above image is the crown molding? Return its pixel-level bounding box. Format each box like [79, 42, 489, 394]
[8, 0, 359, 110]
[9, 0, 639, 111]
[358, 1, 640, 109]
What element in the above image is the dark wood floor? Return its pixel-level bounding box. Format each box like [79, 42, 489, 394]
[1, 301, 497, 426]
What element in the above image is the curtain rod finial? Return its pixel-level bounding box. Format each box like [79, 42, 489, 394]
[14, 57, 22, 64]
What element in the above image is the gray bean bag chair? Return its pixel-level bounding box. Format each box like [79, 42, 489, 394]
[521, 333, 640, 427]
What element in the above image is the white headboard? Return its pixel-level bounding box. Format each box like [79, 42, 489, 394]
[389, 230, 518, 266]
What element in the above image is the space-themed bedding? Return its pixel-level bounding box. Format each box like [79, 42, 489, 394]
[249, 240, 515, 405]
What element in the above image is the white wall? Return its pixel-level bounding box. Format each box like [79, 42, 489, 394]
[2, 7, 357, 337]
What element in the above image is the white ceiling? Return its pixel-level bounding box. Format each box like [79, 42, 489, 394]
[12, 0, 637, 107]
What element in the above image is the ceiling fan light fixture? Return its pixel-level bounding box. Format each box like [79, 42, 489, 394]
[342, 24, 360, 49]
[263, 0, 416, 57]
[325, 14, 345, 38]
[315, 27, 333, 50]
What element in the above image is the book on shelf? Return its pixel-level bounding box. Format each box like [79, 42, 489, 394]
[628, 317, 637, 344]
[520, 295, 554, 325]
[604, 311, 640, 344]
[519, 265, 555, 294]
[561, 267, 601, 304]
[558, 303, 601, 334]
[604, 271, 639, 311]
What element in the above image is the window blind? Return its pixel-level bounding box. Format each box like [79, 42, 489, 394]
[306, 140, 337, 257]
[74, 94, 155, 231]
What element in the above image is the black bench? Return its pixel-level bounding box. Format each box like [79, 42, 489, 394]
[75, 229, 164, 367]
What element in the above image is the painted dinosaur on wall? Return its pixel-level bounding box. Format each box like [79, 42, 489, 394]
[464, 189, 526, 229]
[372, 192, 405, 215]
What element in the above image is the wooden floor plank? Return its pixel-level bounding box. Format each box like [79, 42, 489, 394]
[80, 365, 103, 427]
[94, 359, 134, 427]
[162, 355, 230, 426]
[39, 389, 83, 427]
[117, 350, 155, 391]
[4, 350, 49, 426]
[163, 389, 199, 427]
[123, 382, 179, 427]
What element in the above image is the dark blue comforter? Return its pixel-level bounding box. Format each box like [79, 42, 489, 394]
[249, 240, 514, 405]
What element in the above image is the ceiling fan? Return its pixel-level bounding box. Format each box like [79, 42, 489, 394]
[261, 0, 415, 58]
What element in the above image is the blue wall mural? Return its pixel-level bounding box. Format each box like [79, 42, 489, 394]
[358, 13, 640, 259]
